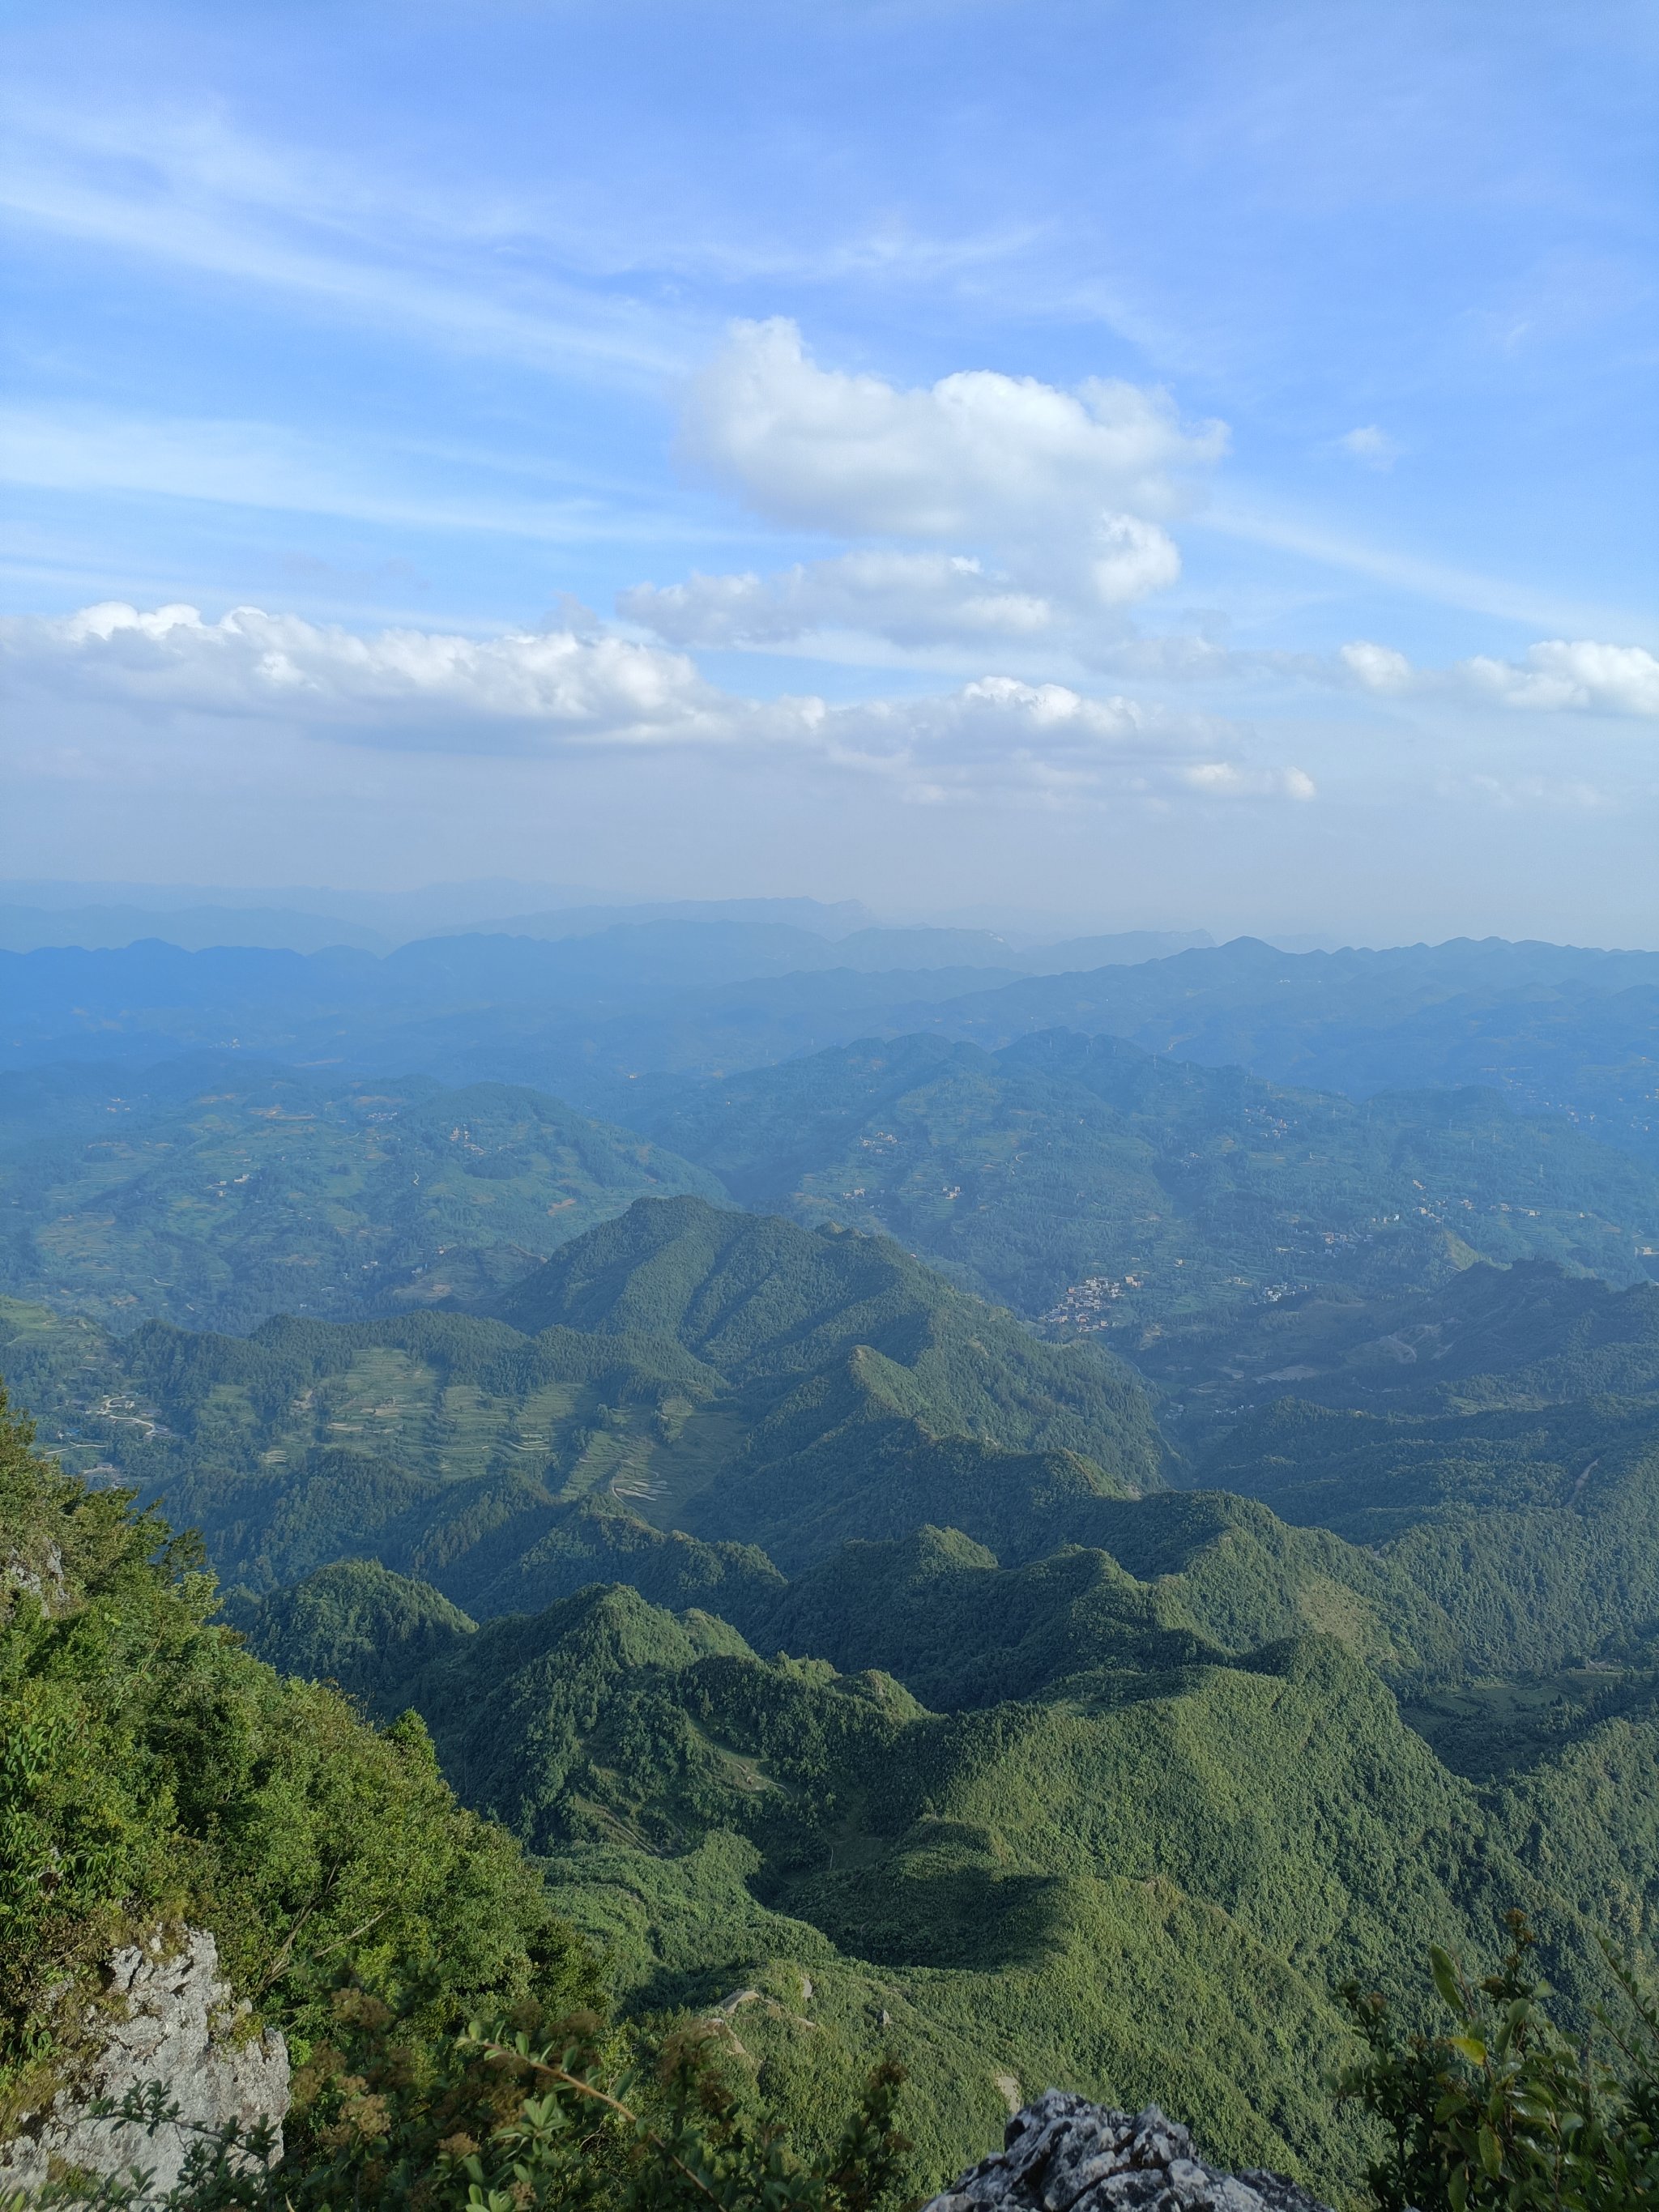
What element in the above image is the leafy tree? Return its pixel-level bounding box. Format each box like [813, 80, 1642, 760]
[0, 1390, 594, 2137]
[1337, 1914, 1659, 2210]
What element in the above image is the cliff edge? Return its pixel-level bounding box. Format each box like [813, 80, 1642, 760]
[0, 1929, 288, 2197]
[923, 2091, 1333, 2212]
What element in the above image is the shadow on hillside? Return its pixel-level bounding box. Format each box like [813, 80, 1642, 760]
[762, 1826, 1065, 1971]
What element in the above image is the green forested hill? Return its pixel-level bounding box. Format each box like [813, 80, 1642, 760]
[636, 1030, 1659, 1357]
[0, 1294, 781, 1613]
[1175, 1262, 1659, 1674]
[12, 1025, 1656, 1372]
[219, 1556, 480, 1709]
[1183, 1257, 1659, 1422]
[752, 1511, 1467, 1701]
[0, 1197, 1165, 1597]
[234, 1558, 1657, 2195]
[493, 1195, 1161, 1468]
[16, 1185, 1659, 2200]
[893, 937, 1659, 1176]
[0, 1057, 723, 1332]
[12, 1191, 1659, 1694]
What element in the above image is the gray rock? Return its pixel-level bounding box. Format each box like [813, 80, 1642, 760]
[923, 2091, 1332, 2212]
[0, 1929, 288, 2198]
[2, 1539, 67, 1612]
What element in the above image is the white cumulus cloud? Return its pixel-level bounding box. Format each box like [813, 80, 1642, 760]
[1337, 639, 1414, 692]
[0, 600, 731, 751]
[621, 552, 1058, 650]
[683, 318, 1226, 540]
[820, 676, 1311, 803]
[641, 318, 1212, 654]
[1461, 639, 1659, 716]
[637, 321, 1212, 656]
[1090, 513, 1184, 605]
[622, 524, 1181, 654]
[3, 599, 1313, 808]
[1339, 633, 1659, 717]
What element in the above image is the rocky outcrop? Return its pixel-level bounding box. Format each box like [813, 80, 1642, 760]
[923, 2091, 1332, 2212]
[0, 1929, 288, 2197]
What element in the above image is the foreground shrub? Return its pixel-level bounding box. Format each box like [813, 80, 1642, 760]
[1337, 1912, 1659, 2210]
[19, 2005, 912, 2212]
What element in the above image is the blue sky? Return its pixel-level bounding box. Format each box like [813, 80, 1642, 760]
[3, 0, 1657, 940]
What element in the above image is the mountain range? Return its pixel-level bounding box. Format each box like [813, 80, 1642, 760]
[8, 923, 1659, 2200]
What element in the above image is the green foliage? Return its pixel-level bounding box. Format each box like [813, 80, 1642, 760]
[261, 1556, 1638, 2192]
[1216, 1259, 1659, 1418]
[0, 1398, 596, 2132]
[0, 1062, 723, 1334]
[1494, 1704, 1659, 1946]
[1200, 1390, 1659, 1543]
[493, 1196, 1158, 1476]
[757, 1526, 1238, 1709]
[1337, 1916, 1659, 2211]
[5, 1197, 1163, 1598]
[220, 1562, 478, 1715]
[18, 2012, 915, 2212]
[491, 1197, 1163, 1569]
[437, 2018, 912, 2212]
[17, 1342, 1659, 2197]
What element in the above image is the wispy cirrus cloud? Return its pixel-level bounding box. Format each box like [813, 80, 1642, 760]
[0, 403, 703, 546]
[0, 104, 693, 382]
[1201, 501, 1652, 640]
[1, 599, 1313, 807]
[1337, 424, 1401, 470]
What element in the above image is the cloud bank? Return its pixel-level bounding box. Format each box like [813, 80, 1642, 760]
[4, 600, 729, 746]
[2, 599, 1311, 806]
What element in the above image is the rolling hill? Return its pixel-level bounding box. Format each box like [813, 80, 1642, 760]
[901, 937, 1659, 1173]
[230, 1553, 1659, 2196]
[2, 1196, 1166, 1596]
[10, 932, 1658, 1180]
[0, 1058, 723, 1331]
[637, 1029, 1659, 1361]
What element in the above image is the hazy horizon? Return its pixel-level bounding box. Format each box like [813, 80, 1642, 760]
[6, 872, 1659, 957]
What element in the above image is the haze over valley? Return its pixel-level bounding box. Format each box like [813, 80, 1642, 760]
[4, 6, 1658, 2205]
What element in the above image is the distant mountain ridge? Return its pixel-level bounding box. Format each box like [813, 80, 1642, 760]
[6, 932, 1658, 1177]
[908, 936, 1659, 1170]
